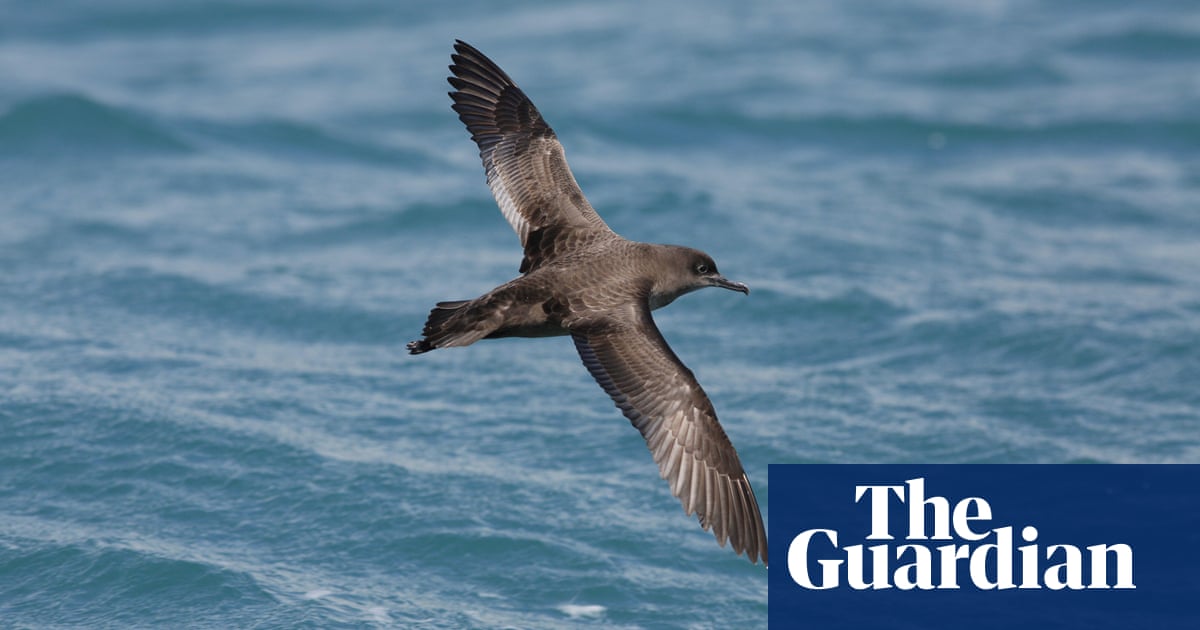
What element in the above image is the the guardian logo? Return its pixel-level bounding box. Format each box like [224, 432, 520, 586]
[787, 478, 1135, 591]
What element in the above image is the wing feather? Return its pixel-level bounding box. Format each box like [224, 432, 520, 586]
[571, 305, 768, 565]
[448, 40, 612, 266]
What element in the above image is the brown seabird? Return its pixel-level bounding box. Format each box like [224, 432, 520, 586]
[408, 40, 768, 566]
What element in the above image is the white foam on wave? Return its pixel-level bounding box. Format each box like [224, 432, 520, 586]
[364, 606, 391, 623]
[557, 604, 606, 619]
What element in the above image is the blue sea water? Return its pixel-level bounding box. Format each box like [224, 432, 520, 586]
[1, 0, 1198, 627]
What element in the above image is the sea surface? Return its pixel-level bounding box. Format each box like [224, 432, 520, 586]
[2, 1, 1198, 627]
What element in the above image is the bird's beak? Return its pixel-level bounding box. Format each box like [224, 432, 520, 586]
[711, 276, 750, 295]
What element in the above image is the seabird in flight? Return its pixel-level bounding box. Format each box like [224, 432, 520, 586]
[408, 40, 767, 565]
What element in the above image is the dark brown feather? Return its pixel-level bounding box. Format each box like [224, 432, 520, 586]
[571, 303, 768, 565]
[448, 40, 613, 266]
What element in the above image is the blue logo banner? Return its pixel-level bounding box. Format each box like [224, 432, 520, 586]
[768, 465, 1199, 629]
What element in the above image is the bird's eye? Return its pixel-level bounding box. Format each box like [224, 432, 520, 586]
[695, 263, 710, 274]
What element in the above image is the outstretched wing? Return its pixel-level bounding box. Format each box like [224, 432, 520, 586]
[571, 303, 768, 565]
[448, 40, 612, 270]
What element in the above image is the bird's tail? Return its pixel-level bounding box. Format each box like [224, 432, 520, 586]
[407, 300, 473, 354]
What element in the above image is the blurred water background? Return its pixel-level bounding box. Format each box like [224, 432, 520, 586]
[1, 0, 1198, 627]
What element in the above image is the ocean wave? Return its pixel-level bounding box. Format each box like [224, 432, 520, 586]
[275, 198, 501, 249]
[0, 93, 191, 157]
[0, 526, 275, 627]
[2, 1, 376, 41]
[50, 267, 406, 344]
[643, 108, 1200, 154]
[1067, 27, 1200, 60]
[187, 118, 432, 167]
[738, 286, 907, 332]
[910, 60, 1069, 89]
[953, 186, 1165, 228]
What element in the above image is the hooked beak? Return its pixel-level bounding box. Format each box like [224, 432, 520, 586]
[710, 275, 750, 295]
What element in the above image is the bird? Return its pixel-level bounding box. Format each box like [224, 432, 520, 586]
[408, 40, 767, 566]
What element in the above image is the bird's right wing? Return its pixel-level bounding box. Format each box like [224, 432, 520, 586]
[570, 303, 768, 565]
[448, 40, 613, 271]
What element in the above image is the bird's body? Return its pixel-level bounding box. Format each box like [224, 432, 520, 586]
[409, 41, 768, 565]
[411, 239, 722, 349]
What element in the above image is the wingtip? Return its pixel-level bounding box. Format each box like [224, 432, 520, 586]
[732, 537, 765, 566]
[749, 533, 769, 566]
[450, 40, 489, 67]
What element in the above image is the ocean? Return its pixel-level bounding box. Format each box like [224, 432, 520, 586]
[1, 0, 1198, 627]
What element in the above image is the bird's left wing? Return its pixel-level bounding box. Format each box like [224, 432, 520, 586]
[570, 302, 768, 565]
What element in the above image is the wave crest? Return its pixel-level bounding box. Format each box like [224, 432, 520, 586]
[0, 93, 191, 157]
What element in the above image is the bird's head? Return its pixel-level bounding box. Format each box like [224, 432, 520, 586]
[649, 246, 749, 309]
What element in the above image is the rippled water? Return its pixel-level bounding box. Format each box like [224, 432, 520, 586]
[2, 1, 1198, 627]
